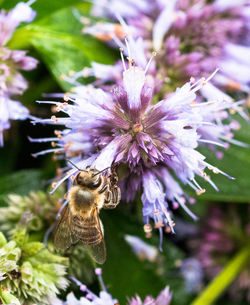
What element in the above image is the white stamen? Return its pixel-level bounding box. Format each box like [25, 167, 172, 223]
[144, 51, 157, 74]
[192, 178, 203, 191]
[175, 195, 198, 221]
[125, 37, 132, 61]
[198, 139, 225, 148]
[26, 0, 36, 6]
[120, 48, 126, 71]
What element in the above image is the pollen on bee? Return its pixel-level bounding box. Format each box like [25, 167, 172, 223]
[70, 175, 75, 181]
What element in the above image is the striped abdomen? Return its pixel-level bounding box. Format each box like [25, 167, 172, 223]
[71, 214, 102, 246]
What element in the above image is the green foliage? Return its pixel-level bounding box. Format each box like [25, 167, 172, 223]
[101, 208, 188, 305]
[0, 189, 63, 237]
[8, 4, 116, 91]
[0, 170, 43, 207]
[0, 229, 68, 305]
[0, 288, 21, 305]
[187, 116, 250, 203]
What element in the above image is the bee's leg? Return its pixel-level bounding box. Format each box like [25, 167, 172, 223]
[98, 184, 108, 194]
[103, 186, 121, 209]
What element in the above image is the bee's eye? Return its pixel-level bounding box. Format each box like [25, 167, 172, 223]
[89, 175, 101, 189]
[74, 173, 84, 185]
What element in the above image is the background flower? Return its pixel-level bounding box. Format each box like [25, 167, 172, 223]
[0, 1, 38, 146]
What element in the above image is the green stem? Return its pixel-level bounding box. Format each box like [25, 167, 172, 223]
[191, 244, 250, 305]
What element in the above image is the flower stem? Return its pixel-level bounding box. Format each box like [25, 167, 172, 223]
[191, 243, 250, 305]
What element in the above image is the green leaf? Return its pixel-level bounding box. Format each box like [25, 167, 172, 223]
[101, 208, 186, 305]
[191, 243, 250, 305]
[0, 170, 43, 207]
[8, 3, 116, 91]
[188, 116, 250, 203]
[1, 0, 84, 20]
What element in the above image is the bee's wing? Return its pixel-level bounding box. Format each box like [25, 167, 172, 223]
[83, 209, 106, 264]
[87, 240, 106, 265]
[54, 204, 78, 250]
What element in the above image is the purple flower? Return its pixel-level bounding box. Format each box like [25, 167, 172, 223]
[190, 205, 250, 302]
[89, 0, 250, 101]
[180, 258, 203, 293]
[33, 52, 237, 247]
[0, 1, 38, 146]
[54, 269, 172, 305]
[129, 286, 172, 305]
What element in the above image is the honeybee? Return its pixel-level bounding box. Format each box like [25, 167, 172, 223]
[54, 163, 120, 264]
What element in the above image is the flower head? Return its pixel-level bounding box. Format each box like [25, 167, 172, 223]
[89, 0, 250, 102]
[0, 1, 38, 146]
[0, 190, 64, 237]
[34, 53, 236, 248]
[0, 229, 68, 304]
[129, 286, 172, 305]
[55, 269, 172, 305]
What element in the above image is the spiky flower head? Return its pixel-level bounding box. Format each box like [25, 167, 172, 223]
[0, 1, 38, 146]
[0, 286, 21, 305]
[55, 269, 172, 305]
[190, 205, 250, 302]
[129, 286, 172, 305]
[0, 190, 64, 237]
[34, 55, 237, 248]
[89, 0, 250, 96]
[0, 229, 68, 305]
[0, 190, 96, 287]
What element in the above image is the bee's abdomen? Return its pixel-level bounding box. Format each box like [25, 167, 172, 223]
[72, 215, 102, 245]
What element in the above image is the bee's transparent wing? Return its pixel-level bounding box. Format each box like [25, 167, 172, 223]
[54, 205, 78, 250]
[87, 240, 106, 265]
[84, 209, 106, 264]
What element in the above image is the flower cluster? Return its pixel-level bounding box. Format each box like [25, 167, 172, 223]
[54, 268, 172, 305]
[0, 190, 63, 237]
[190, 205, 250, 302]
[0, 1, 38, 146]
[34, 53, 239, 248]
[89, 0, 250, 97]
[0, 229, 68, 304]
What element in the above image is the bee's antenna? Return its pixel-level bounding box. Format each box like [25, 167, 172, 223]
[93, 166, 111, 177]
[66, 159, 87, 172]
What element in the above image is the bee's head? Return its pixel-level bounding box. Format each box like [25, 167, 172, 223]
[74, 169, 102, 189]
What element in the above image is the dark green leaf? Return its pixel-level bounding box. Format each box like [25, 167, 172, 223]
[101, 208, 188, 305]
[187, 116, 250, 203]
[0, 169, 43, 206]
[8, 3, 116, 91]
[1, 0, 84, 20]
